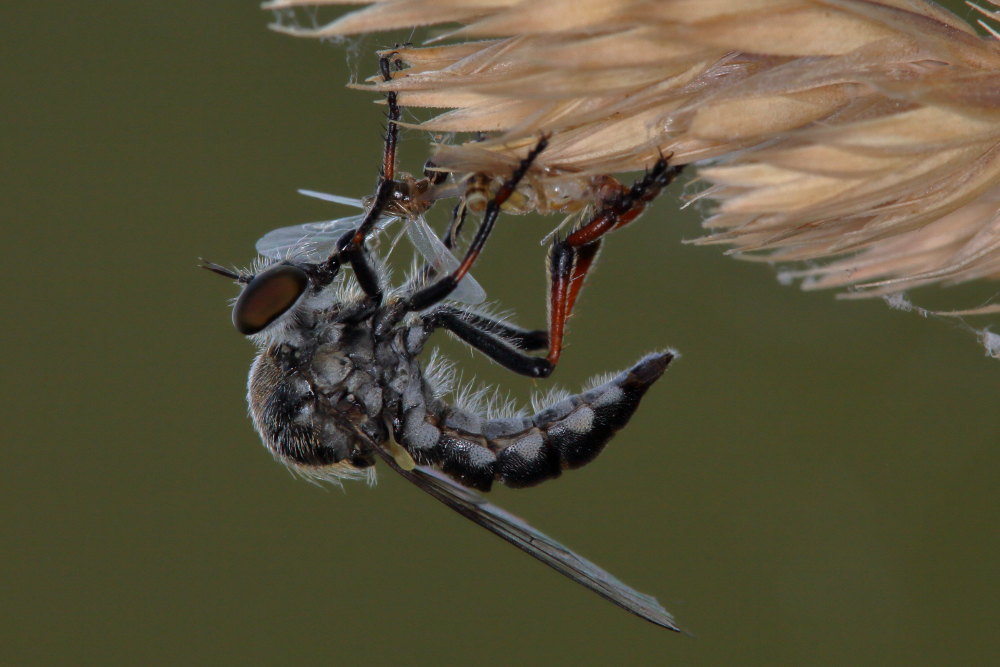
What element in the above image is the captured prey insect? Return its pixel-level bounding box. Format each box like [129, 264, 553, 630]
[205, 137, 681, 630]
[338, 48, 686, 375]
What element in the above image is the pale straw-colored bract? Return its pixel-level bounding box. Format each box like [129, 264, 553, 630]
[263, 0, 1000, 339]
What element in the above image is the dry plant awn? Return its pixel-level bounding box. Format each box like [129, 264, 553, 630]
[265, 0, 1000, 346]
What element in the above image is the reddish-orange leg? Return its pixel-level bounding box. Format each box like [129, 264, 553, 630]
[546, 159, 685, 366]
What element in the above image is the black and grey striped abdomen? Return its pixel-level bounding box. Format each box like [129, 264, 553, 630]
[400, 352, 673, 491]
[496, 352, 673, 487]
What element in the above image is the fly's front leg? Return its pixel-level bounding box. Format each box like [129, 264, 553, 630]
[326, 50, 408, 300]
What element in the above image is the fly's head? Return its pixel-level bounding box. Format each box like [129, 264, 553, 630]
[206, 257, 381, 484]
[202, 256, 371, 348]
[235, 260, 338, 343]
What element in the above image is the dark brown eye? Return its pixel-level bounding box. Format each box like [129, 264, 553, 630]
[233, 264, 309, 335]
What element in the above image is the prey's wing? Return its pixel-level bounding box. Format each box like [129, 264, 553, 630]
[375, 448, 681, 631]
[405, 214, 487, 305]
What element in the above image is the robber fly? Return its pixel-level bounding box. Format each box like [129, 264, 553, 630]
[206, 131, 681, 630]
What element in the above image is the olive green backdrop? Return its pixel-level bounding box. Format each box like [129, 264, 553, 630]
[5, 2, 997, 665]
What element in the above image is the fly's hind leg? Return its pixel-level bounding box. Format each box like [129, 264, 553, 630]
[546, 159, 684, 367]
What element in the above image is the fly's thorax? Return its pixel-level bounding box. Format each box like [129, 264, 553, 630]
[369, 322, 444, 443]
[245, 334, 379, 481]
[372, 323, 424, 396]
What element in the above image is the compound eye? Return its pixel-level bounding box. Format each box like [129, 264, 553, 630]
[233, 264, 309, 335]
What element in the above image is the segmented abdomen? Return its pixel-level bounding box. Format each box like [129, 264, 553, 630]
[400, 352, 673, 491]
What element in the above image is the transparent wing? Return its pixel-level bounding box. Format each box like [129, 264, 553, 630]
[256, 189, 487, 305]
[374, 446, 682, 632]
[255, 213, 372, 263]
[405, 214, 487, 305]
[296, 190, 366, 208]
[256, 191, 394, 262]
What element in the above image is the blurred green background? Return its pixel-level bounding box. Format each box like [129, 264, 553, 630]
[4, 2, 997, 665]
